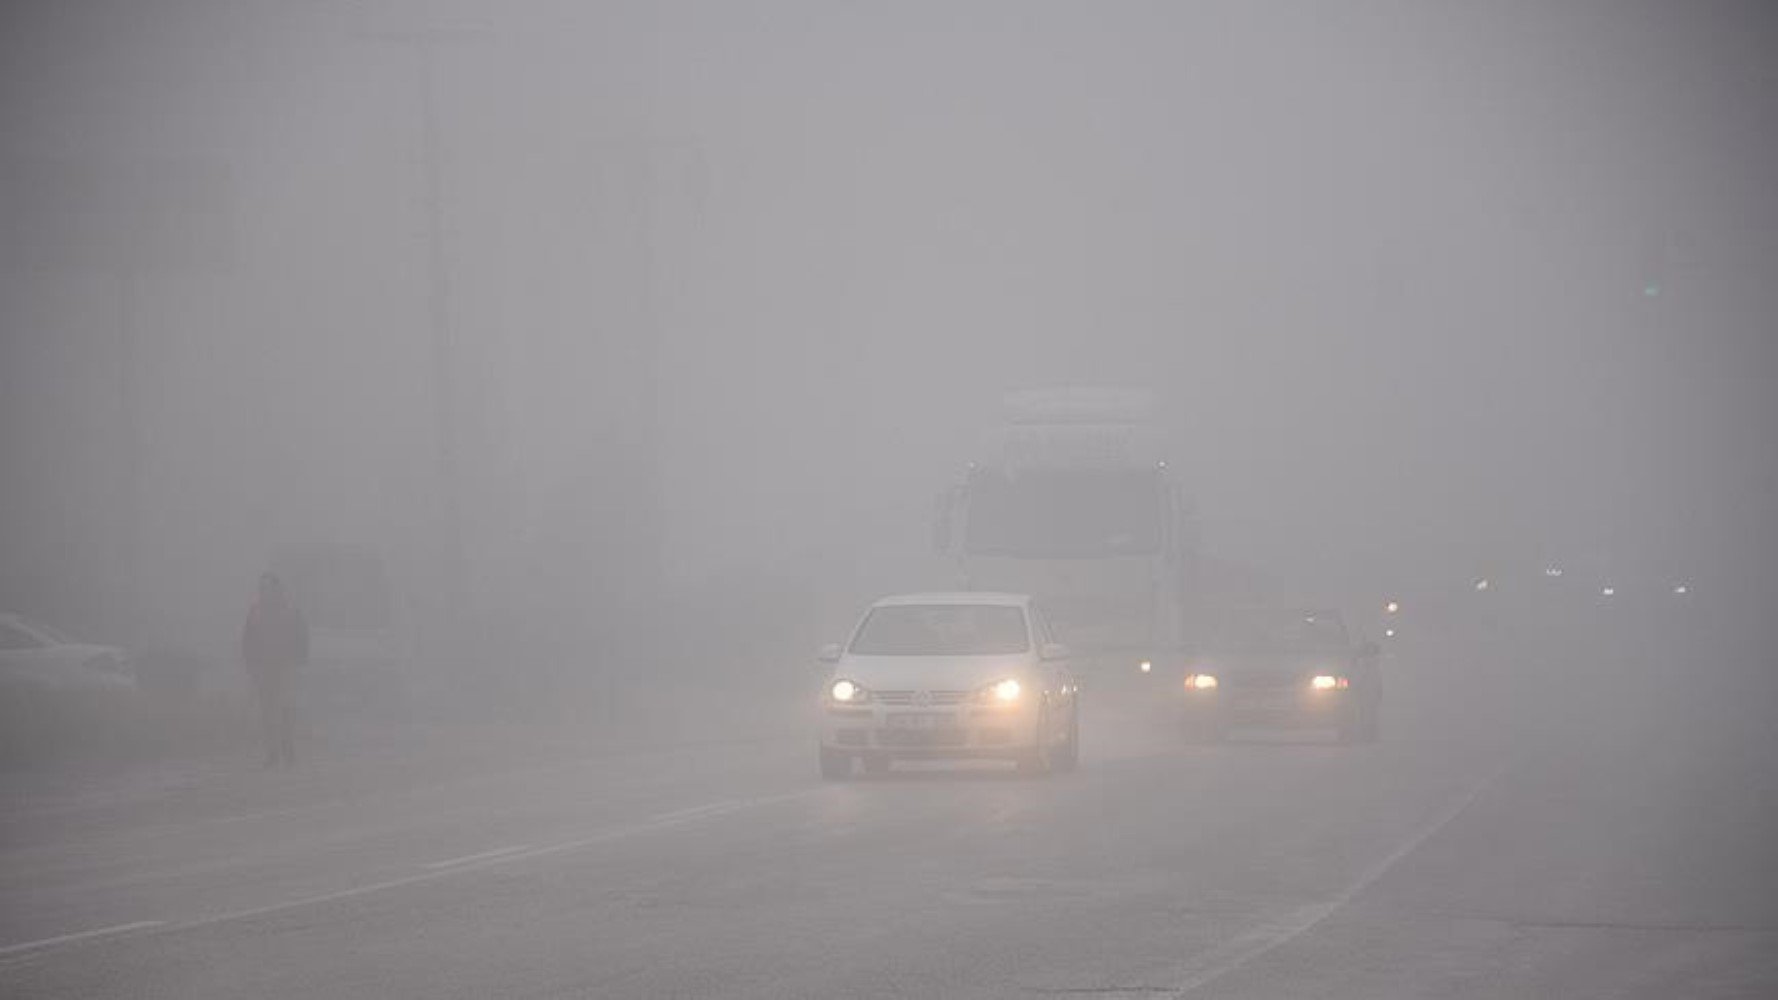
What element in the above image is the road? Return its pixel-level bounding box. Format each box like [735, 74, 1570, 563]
[2, 633, 1774, 998]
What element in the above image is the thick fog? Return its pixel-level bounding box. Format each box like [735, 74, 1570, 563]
[1, 3, 1774, 998]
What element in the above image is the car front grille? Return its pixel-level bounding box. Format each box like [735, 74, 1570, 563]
[874, 689, 970, 706]
[877, 727, 969, 748]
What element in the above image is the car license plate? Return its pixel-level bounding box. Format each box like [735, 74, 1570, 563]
[887, 713, 946, 729]
[1234, 690, 1295, 710]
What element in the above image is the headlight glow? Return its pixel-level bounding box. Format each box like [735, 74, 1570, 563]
[1139, 660, 1153, 674]
[830, 679, 866, 703]
[1310, 674, 1349, 691]
[1185, 673, 1218, 691]
[992, 678, 1022, 702]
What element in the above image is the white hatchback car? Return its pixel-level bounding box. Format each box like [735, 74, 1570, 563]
[817, 593, 1079, 778]
[0, 613, 136, 694]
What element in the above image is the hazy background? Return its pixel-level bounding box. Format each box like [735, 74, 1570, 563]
[3, 0, 1774, 681]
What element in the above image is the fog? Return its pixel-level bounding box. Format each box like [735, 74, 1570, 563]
[2, 3, 1775, 997]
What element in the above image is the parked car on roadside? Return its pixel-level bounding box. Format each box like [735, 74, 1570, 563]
[0, 613, 137, 693]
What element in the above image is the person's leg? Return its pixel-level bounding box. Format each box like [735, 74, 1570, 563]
[277, 695, 295, 766]
[257, 682, 281, 767]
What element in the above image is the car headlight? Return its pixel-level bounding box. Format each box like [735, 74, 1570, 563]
[974, 678, 1022, 703]
[829, 679, 870, 703]
[1310, 674, 1350, 691]
[1185, 673, 1218, 690]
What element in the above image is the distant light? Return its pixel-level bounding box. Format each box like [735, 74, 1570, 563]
[1601, 586, 1616, 598]
[1185, 673, 1218, 691]
[1138, 660, 1153, 674]
[1310, 674, 1349, 691]
[1544, 566, 1564, 578]
[1384, 600, 1400, 615]
[1673, 584, 1689, 596]
[1157, 461, 1167, 470]
[1384, 627, 1397, 638]
[1474, 578, 1491, 592]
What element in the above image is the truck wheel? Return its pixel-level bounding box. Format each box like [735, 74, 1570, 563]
[819, 746, 852, 780]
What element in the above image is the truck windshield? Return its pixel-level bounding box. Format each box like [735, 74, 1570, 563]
[850, 605, 1031, 656]
[964, 469, 1162, 557]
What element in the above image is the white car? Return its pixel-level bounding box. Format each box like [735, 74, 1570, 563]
[0, 613, 137, 693]
[817, 592, 1080, 778]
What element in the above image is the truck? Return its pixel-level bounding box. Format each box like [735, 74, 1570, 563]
[930, 388, 1200, 684]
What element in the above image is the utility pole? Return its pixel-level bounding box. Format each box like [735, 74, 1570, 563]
[416, 35, 467, 665]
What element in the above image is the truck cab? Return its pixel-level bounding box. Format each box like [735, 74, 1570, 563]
[933, 389, 1199, 685]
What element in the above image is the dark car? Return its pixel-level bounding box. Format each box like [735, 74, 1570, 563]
[1180, 608, 1381, 744]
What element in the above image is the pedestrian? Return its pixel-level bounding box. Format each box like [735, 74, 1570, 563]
[242, 572, 307, 768]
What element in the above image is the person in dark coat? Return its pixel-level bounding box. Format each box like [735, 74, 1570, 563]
[242, 572, 308, 768]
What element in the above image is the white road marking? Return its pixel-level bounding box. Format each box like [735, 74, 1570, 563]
[147, 788, 820, 940]
[0, 788, 821, 964]
[421, 844, 534, 869]
[1169, 761, 1511, 995]
[0, 921, 164, 957]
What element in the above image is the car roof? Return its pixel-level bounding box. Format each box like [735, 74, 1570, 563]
[870, 592, 1031, 609]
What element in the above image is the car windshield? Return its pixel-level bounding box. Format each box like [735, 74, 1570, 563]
[1211, 610, 1350, 653]
[849, 605, 1030, 656]
[963, 469, 1162, 557]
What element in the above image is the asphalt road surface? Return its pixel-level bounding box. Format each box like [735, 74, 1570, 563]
[2, 635, 1774, 998]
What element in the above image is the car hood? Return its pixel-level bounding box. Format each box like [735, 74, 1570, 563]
[1194, 649, 1353, 687]
[833, 653, 1035, 693]
[59, 643, 126, 664]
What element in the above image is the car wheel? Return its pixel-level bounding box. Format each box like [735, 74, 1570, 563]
[1016, 709, 1054, 777]
[1337, 704, 1378, 745]
[1051, 701, 1080, 773]
[1357, 704, 1381, 744]
[818, 745, 852, 780]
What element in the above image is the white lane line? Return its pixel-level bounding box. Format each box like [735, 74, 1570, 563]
[1170, 761, 1512, 996]
[421, 844, 533, 869]
[0, 921, 164, 958]
[150, 788, 819, 938]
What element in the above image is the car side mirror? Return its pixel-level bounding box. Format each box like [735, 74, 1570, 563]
[816, 643, 843, 664]
[1040, 642, 1070, 662]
